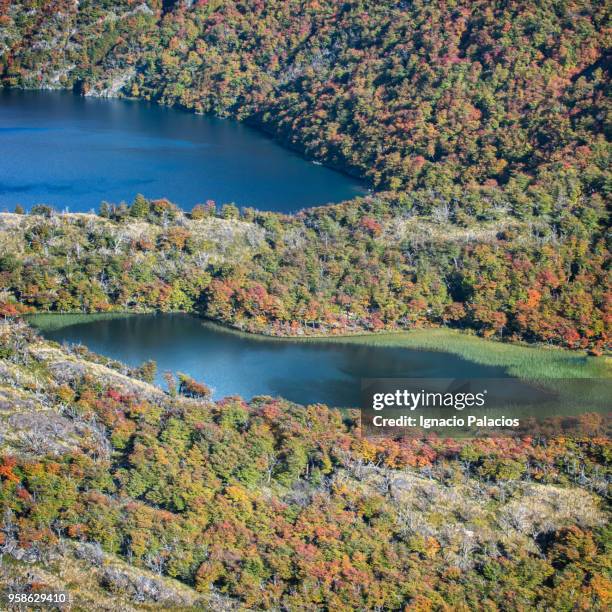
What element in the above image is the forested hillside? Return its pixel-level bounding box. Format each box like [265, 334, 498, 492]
[0, 195, 609, 350]
[0, 2, 611, 608]
[2, 0, 609, 195]
[0, 319, 610, 609]
[1, 0, 609, 351]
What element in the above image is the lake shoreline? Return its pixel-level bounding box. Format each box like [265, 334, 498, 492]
[27, 311, 610, 383]
[0, 89, 366, 212]
[5, 84, 372, 192]
[23, 307, 592, 352]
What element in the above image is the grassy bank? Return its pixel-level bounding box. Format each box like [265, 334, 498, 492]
[308, 329, 611, 380]
[312, 329, 611, 406]
[27, 312, 139, 332]
[187, 320, 609, 380]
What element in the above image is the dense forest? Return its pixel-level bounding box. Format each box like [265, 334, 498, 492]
[0, 1, 610, 609]
[0, 194, 609, 351]
[1, 319, 610, 609]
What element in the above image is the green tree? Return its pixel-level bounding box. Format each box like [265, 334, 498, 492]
[130, 194, 150, 218]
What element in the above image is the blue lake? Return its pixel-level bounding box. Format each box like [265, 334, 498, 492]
[0, 90, 366, 213]
[30, 313, 519, 408]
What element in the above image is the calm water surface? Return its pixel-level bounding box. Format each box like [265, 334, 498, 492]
[32, 313, 516, 408]
[0, 90, 366, 212]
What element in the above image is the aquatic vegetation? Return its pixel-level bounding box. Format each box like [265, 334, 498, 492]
[315, 329, 610, 380]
